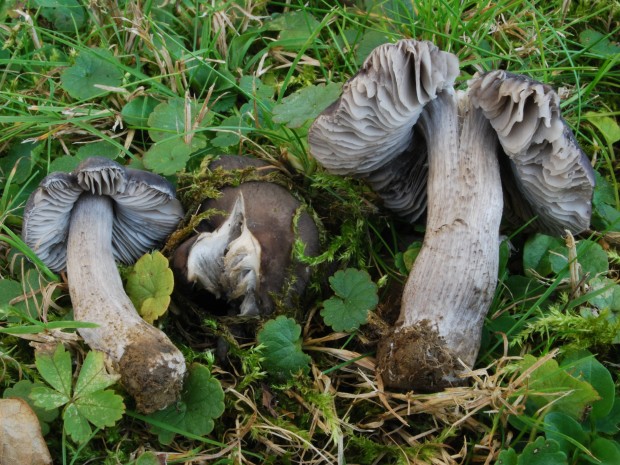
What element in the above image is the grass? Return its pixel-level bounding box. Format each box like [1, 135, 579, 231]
[1, 0, 619, 464]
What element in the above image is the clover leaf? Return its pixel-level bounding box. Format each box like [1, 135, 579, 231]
[126, 251, 174, 324]
[148, 364, 225, 445]
[321, 268, 378, 332]
[257, 316, 311, 380]
[30, 345, 125, 443]
[61, 48, 123, 100]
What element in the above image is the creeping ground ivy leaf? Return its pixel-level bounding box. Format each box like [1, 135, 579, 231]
[321, 268, 379, 332]
[29, 344, 125, 443]
[497, 436, 568, 465]
[35, 0, 86, 32]
[257, 316, 311, 380]
[579, 30, 620, 58]
[143, 98, 211, 175]
[143, 136, 206, 176]
[126, 251, 174, 324]
[146, 98, 212, 142]
[121, 96, 160, 128]
[518, 354, 599, 421]
[148, 363, 225, 445]
[272, 82, 342, 128]
[61, 48, 123, 100]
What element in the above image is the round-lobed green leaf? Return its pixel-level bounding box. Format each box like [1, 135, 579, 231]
[61, 48, 123, 100]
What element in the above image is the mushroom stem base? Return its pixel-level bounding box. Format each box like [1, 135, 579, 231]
[380, 92, 502, 391]
[376, 322, 464, 391]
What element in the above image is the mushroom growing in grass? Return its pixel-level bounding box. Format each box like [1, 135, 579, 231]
[172, 155, 320, 316]
[22, 157, 186, 413]
[309, 40, 595, 390]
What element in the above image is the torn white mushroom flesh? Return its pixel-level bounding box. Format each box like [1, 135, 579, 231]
[172, 155, 321, 316]
[187, 193, 262, 316]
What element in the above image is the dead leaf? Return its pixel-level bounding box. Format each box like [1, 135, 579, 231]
[0, 398, 52, 465]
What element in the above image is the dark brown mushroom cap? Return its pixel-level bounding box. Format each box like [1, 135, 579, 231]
[198, 182, 319, 313]
[173, 155, 320, 314]
[468, 71, 595, 234]
[308, 39, 459, 221]
[22, 157, 184, 271]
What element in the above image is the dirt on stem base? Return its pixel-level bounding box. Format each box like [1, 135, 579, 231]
[118, 333, 186, 414]
[376, 321, 466, 392]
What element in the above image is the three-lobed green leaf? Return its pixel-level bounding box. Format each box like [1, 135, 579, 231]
[126, 251, 175, 324]
[321, 268, 378, 332]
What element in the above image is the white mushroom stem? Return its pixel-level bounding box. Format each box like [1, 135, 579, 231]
[377, 91, 503, 389]
[67, 193, 186, 413]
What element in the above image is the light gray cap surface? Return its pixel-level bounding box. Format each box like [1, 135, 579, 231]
[22, 157, 184, 271]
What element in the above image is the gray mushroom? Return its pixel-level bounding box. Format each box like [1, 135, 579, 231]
[309, 40, 458, 222]
[22, 157, 186, 413]
[172, 155, 320, 316]
[308, 39, 595, 391]
[468, 70, 596, 235]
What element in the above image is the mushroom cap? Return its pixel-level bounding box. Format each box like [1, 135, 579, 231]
[308, 39, 459, 221]
[173, 155, 320, 315]
[468, 71, 595, 234]
[22, 157, 184, 271]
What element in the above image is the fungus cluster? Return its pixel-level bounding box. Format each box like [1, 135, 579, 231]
[23, 157, 186, 413]
[309, 40, 595, 390]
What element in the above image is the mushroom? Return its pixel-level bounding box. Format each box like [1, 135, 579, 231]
[308, 39, 594, 390]
[172, 155, 320, 316]
[22, 157, 186, 413]
[308, 40, 459, 222]
[467, 70, 595, 235]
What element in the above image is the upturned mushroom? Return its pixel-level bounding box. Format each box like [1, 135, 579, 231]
[22, 157, 186, 412]
[172, 155, 320, 316]
[308, 39, 594, 390]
